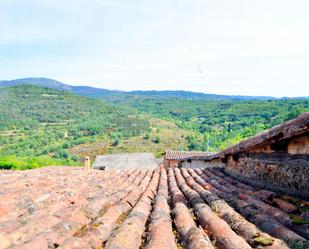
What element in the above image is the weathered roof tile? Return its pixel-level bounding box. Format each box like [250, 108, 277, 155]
[0, 166, 307, 248]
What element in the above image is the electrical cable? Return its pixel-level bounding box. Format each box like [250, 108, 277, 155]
[172, 0, 206, 82]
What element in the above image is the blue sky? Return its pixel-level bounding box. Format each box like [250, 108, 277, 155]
[0, 0, 308, 97]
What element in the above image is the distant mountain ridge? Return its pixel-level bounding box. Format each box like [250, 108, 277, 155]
[1, 81, 308, 170]
[0, 77, 307, 100]
[0, 78, 73, 91]
[0, 78, 121, 98]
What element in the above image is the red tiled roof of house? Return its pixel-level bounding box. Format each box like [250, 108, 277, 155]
[1, 166, 307, 248]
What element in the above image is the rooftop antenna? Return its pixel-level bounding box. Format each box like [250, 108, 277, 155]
[172, 0, 206, 82]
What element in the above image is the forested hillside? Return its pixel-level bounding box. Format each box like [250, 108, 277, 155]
[0, 85, 150, 169]
[107, 95, 309, 151]
[1, 83, 309, 170]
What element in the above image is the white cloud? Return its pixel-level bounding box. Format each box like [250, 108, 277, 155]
[0, 0, 308, 97]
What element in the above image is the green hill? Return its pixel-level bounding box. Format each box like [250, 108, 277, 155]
[1, 84, 308, 170]
[0, 85, 150, 169]
[115, 96, 309, 151]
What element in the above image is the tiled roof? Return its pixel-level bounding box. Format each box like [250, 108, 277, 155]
[164, 150, 214, 160]
[219, 112, 309, 156]
[1, 166, 307, 248]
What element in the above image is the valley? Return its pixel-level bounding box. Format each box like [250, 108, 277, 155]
[1, 79, 309, 169]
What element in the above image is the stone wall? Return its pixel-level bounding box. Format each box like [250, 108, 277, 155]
[225, 152, 309, 198]
[163, 159, 178, 168]
[181, 159, 225, 168]
[181, 160, 206, 168]
[288, 134, 309, 154]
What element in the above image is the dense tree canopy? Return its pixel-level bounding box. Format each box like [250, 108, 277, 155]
[1, 85, 308, 169]
[0, 86, 149, 169]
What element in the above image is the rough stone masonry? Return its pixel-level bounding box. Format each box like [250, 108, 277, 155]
[217, 112, 309, 198]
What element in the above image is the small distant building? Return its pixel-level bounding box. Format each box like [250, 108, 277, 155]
[163, 150, 218, 168]
[93, 153, 158, 170]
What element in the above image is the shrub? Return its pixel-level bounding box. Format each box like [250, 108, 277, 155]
[152, 136, 160, 144]
[54, 149, 69, 159]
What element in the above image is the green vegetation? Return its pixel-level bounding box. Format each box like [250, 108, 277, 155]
[108, 118, 189, 158]
[0, 85, 149, 169]
[285, 239, 309, 249]
[289, 214, 309, 225]
[106, 96, 309, 151]
[0, 155, 77, 170]
[1, 84, 308, 169]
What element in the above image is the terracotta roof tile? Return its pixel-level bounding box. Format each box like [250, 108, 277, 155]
[0, 166, 307, 248]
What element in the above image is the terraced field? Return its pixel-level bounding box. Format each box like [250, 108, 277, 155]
[0, 166, 308, 249]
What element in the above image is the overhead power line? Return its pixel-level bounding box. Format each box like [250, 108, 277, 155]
[172, 0, 206, 82]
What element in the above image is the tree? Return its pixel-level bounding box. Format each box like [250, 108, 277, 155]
[152, 136, 160, 144]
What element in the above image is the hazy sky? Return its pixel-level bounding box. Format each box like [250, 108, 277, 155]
[0, 0, 309, 97]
